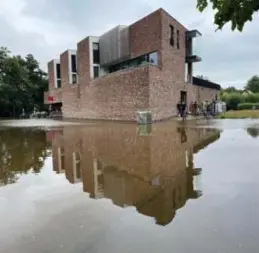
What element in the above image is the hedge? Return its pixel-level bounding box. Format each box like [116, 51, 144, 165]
[237, 103, 259, 110]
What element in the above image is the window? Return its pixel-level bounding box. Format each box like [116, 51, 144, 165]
[57, 79, 61, 88]
[71, 54, 77, 73]
[93, 66, 99, 78]
[56, 63, 61, 79]
[93, 43, 100, 64]
[149, 52, 158, 65]
[108, 51, 159, 74]
[170, 25, 174, 46]
[177, 30, 180, 49]
[72, 73, 77, 84]
[56, 63, 61, 88]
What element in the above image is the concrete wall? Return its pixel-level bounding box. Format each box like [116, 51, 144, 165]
[99, 25, 130, 66]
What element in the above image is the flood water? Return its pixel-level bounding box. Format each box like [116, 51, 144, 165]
[0, 119, 259, 253]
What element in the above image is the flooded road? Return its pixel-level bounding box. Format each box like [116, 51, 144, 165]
[0, 119, 259, 253]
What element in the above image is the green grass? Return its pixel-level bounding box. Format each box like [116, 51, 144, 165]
[217, 110, 259, 119]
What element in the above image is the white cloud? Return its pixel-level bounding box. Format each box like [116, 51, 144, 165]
[0, 0, 258, 88]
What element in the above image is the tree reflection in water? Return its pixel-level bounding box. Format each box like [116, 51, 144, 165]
[0, 128, 50, 186]
[247, 127, 259, 138]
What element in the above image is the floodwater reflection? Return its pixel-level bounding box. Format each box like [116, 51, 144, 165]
[0, 128, 50, 186]
[47, 122, 220, 226]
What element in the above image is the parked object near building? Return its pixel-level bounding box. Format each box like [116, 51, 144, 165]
[44, 8, 221, 122]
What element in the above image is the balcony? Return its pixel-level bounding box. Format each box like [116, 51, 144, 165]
[186, 55, 202, 63]
[186, 30, 202, 39]
[185, 30, 202, 63]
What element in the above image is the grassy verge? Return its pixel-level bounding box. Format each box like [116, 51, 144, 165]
[216, 110, 259, 119]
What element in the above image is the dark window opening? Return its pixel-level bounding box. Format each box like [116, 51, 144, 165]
[180, 91, 187, 103]
[170, 25, 174, 46]
[71, 54, 77, 73]
[108, 51, 158, 73]
[93, 43, 100, 64]
[177, 30, 180, 49]
[76, 165, 81, 179]
[72, 73, 77, 84]
[57, 79, 61, 88]
[93, 66, 99, 78]
[56, 63, 61, 79]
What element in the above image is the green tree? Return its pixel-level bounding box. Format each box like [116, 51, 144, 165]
[222, 92, 244, 110]
[245, 75, 259, 93]
[196, 75, 209, 80]
[197, 0, 259, 31]
[0, 47, 48, 118]
[224, 86, 241, 93]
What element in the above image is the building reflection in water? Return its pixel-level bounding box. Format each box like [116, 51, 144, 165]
[48, 122, 220, 226]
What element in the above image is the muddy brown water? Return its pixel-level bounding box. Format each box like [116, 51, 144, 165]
[0, 119, 259, 253]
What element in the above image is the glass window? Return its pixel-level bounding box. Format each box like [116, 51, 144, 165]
[71, 54, 77, 73]
[93, 66, 99, 78]
[56, 63, 61, 79]
[93, 50, 100, 64]
[93, 43, 99, 50]
[149, 52, 158, 65]
[57, 79, 61, 88]
[93, 43, 100, 64]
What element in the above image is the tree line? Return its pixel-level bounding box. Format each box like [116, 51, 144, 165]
[0, 47, 48, 118]
[221, 75, 259, 110]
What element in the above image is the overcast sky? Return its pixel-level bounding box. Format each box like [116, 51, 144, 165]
[0, 0, 258, 88]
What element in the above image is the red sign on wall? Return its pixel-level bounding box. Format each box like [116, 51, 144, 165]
[48, 96, 54, 102]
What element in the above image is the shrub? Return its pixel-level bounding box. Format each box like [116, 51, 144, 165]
[237, 103, 259, 110]
[244, 93, 259, 103]
[225, 93, 244, 110]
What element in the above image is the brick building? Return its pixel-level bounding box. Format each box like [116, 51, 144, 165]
[44, 8, 221, 121]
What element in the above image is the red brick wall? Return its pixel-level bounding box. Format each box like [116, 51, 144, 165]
[60, 50, 70, 87]
[47, 60, 55, 90]
[60, 50, 81, 118]
[130, 9, 162, 58]
[64, 66, 150, 120]
[148, 11, 191, 120]
[77, 37, 91, 86]
[48, 9, 220, 121]
[193, 85, 220, 102]
[45, 60, 62, 105]
[44, 89, 62, 104]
